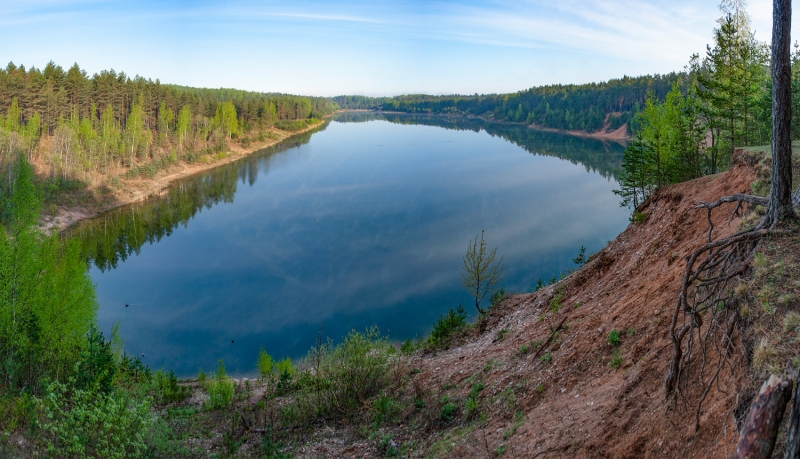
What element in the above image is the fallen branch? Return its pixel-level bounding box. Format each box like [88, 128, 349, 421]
[783, 368, 800, 459]
[531, 316, 567, 361]
[731, 375, 793, 459]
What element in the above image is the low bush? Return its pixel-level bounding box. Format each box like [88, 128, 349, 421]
[36, 380, 152, 458]
[205, 360, 234, 410]
[154, 370, 190, 404]
[428, 305, 467, 347]
[301, 327, 398, 419]
[608, 329, 621, 347]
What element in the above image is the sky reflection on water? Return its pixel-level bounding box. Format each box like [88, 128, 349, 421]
[76, 115, 630, 376]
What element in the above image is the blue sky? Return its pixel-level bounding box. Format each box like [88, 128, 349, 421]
[0, 0, 789, 96]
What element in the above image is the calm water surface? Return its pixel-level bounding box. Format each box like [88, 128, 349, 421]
[71, 114, 630, 376]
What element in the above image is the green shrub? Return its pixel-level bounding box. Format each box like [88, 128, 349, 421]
[372, 395, 400, 424]
[540, 351, 552, 364]
[428, 305, 467, 346]
[465, 396, 479, 419]
[496, 328, 508, 342]
[440, 398, 457, 421]
[490, 288, 507, 307]
[400, 338, 420, 355]
[378, 433, 398, 457]
[549, 289, 563, 312]
[609, 350, 623, 369]
[275, 119, 311, 131]
[154, 370, 190, 404]
[75, 326, 117, 394]
[608, 329, 621, 347]
[310, 327, 397, 418]
[275, 357, 295, 377]
[36, 380, 152, 458]
[205, 360, 234, 410]
[630, 211, 647, 224]
[257, 348, 274, 378]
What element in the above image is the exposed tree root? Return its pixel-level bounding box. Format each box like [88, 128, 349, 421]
[664, 192, 785, 432]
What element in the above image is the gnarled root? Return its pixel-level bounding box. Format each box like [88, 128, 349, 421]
[664, 193, 778, 432]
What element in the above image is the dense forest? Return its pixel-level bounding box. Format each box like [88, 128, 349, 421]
[614, 3, 786, 209]
[0, 61, 338, 214]
[334, 73, 686, 134]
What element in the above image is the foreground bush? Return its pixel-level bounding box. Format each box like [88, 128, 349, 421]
[36, 380, 152, 458]
[304, 326, 399, 418]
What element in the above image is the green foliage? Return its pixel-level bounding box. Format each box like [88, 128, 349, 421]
[75, 325, 116, 394]
[608, 329, 621, 347]
[372, 395, 401, 424]
[275, 357, 295, 377]
[439, 398, 457, 422]
[428, 305, 467, 347]
[630, 211, 648, 224]
[36, 380, 152, 458]
[0, 61, 337, 183]
[334, 73, 683, 133]
[307, 327, 397, 418]
[490, 288, 507, 308]
[214, 101, 239, 139]
[256, 348, 274, 378]
[540, 351, 552, 364]
[400, 338, 421, 355]
[154, 370, 190, 404]
[462, 230, 506, 314]
[0, 159, 96, 391]
[204, 360, 234, 410]
[573, 246, 587, 265]
[549, 289, 563, 313]
[260, 424, 290, 458]
[609, 350, 624, 369]
[377, 433, 399, 457]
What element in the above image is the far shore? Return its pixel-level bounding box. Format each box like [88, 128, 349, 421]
[40, 119, 329, 234]
[341, 109, 632, 142]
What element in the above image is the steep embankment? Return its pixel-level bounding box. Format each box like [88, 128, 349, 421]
[392, 153, 756, 458]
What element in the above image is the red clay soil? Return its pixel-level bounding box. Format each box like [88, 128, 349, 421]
[406, 151, 757, 458]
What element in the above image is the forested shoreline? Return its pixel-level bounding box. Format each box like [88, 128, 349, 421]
[334, 73, 685, 135]
[0, 61, 338, 223]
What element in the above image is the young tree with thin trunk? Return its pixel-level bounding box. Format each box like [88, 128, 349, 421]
[461, 230, 505, 315]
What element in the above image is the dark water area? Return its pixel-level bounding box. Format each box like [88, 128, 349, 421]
[69, 113, 630, 377]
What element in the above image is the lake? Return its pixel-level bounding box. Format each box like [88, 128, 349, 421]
[70, 113, 630, 377]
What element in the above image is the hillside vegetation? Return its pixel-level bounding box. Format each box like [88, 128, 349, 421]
[0, 61, 338, 223]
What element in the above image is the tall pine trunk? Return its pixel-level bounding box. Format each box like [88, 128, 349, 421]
[767, 0, 796, 226]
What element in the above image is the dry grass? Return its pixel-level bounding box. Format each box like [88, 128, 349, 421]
[783, 312, 800, 332]
[752, 338, 778, 374]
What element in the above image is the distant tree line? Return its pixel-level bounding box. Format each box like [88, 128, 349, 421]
[333, 73, 685, 134]
[615, 1, 784, 209]
[0, 61, 338, 192]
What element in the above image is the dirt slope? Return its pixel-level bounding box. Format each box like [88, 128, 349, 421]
[405, 152, 757, 458]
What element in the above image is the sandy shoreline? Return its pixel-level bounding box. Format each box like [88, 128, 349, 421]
[40, 120, 328, 234]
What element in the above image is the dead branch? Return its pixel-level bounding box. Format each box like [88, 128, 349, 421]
[530, 317, 567, 361]
[731, 375, 793, 459]
[784, 368, 800, 459]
